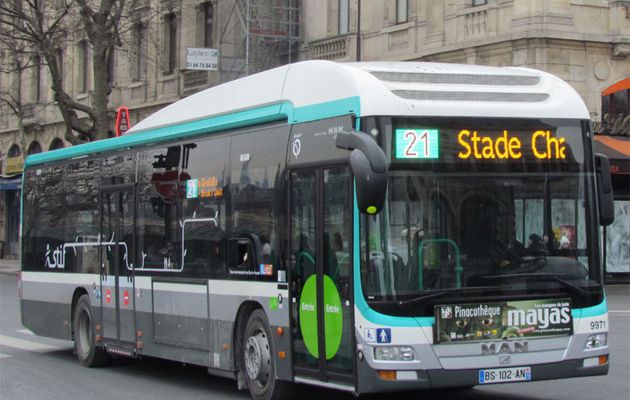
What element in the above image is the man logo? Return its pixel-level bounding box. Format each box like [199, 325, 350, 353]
[481, 341, 528, 355]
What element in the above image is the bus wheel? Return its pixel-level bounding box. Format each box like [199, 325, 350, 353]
[73, 295, 109, 367]
[242, 309, 293, 400]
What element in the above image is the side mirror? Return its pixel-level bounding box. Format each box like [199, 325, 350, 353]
[336, 131, 388, 215]
[595, 153, 614, 226]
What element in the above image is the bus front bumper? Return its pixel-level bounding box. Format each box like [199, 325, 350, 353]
[356, 356, 609, 394]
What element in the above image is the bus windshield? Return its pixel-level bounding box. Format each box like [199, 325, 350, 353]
[360, 118, 603, 315]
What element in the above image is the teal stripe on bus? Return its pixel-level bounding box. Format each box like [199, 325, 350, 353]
[352, 183, 434, 328]
[288, 97, 360, 124]
[24, 103, 287, 167]
[572, 297, 608, 319]
[24, 96, 361, 168]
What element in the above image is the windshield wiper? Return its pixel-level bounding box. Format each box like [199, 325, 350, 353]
[482, 273, 587, 296]
[397, 286, 500, 308]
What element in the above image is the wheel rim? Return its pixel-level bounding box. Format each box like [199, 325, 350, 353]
[77, 308, 92, 358]
[244, 329, 271, 387]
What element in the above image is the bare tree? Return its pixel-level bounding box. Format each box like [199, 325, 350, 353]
[0, 35, 38, 151]
[0, 0, 143, 145]
[75, 0, 129, 141]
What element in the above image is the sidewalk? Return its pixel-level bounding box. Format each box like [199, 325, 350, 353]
[0, 258, 19, 275]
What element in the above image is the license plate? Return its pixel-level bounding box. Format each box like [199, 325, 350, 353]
[478, 366, 532, 384]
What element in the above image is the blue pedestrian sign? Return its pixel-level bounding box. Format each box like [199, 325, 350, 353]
[376, 328, 391, 343]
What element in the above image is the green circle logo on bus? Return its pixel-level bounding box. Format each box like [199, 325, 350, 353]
[299, 274, 343, 360]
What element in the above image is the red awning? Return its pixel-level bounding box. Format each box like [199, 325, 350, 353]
[602, 78, 630, 96]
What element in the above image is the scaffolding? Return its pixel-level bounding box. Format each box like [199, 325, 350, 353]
[219, 0, 301, 83]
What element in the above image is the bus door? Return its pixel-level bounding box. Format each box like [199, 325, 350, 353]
[100, 185, 136, 350]
[289, 167, 354, 385]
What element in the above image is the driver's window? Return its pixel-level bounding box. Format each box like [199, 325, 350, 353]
[228, 238, 255, 273]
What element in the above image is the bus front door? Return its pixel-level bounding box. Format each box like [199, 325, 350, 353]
[100, 186, 136, 353]
[290, 167, 354, 387]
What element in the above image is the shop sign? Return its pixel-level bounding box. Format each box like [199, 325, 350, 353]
[5, 156, 24, 175]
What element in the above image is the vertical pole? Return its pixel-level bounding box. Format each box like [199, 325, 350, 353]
[356, 0, 361, 61]
[246, 0, 250, 75]
[288, 0, 292, 64]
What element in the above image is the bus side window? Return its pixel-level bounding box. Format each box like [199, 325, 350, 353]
[137, 146, 182, 271]
[178, 137, 230, 278]
[229, 126, 288, 281]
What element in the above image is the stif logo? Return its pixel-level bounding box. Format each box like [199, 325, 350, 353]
[292, 139, 301, 159]
[441, 306, 453, 319]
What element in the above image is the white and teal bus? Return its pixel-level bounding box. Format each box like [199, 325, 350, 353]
[20, 61, 614, 399]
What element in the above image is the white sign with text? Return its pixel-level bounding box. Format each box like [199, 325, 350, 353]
[186, 48, 218, 71]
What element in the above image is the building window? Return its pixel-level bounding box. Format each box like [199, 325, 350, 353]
[602, 89, 630, 117]
[472, 0, 488, 6]
[132, 23, 147, 81]
[396, 0, 408, 24]
[108, 48, 115, 84]
[599, 78, 630, 135]
[49, 138, 64, 151]
[8, 144, 21, 158]
[27, 141, 42, 155]
[55, 48, 63, 88]
[339, 0, 349, 35]
[78, 41, 89, 93]
[201, 2, 213, 47]
[163, 13, 178, 75]
[31, 56, 43, 103]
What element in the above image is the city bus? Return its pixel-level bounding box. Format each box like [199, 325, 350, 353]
[20, 61, 614, 399]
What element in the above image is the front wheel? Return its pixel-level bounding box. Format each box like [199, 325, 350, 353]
[242, 309, 293, 400]
[73, 295, 109, 367]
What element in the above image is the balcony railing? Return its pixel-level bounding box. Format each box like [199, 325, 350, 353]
[309, 34, 353, 61]
[183, 70, 209, 96]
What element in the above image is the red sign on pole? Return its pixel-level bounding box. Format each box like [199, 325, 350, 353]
[115, 106, 131, 137]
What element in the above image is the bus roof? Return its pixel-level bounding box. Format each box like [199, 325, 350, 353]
[128, 60, 589, 135]
[26, 61, 589, 167]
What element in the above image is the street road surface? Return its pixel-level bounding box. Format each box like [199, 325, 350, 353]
[1, 274, 628, 400]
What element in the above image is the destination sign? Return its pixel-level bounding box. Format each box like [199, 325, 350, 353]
[186, 176, 224, 199]
[394, 127, 573, 162]
[457, 129, 566, 160]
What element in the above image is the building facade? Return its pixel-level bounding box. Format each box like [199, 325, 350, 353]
[1, 0, 628, 269]
[0, 0, 299, 257]
[304, 0, 629, 119]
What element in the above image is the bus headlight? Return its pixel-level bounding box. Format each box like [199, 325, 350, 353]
[585, 333, 607, 349]
[374, 346, 414, 361]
